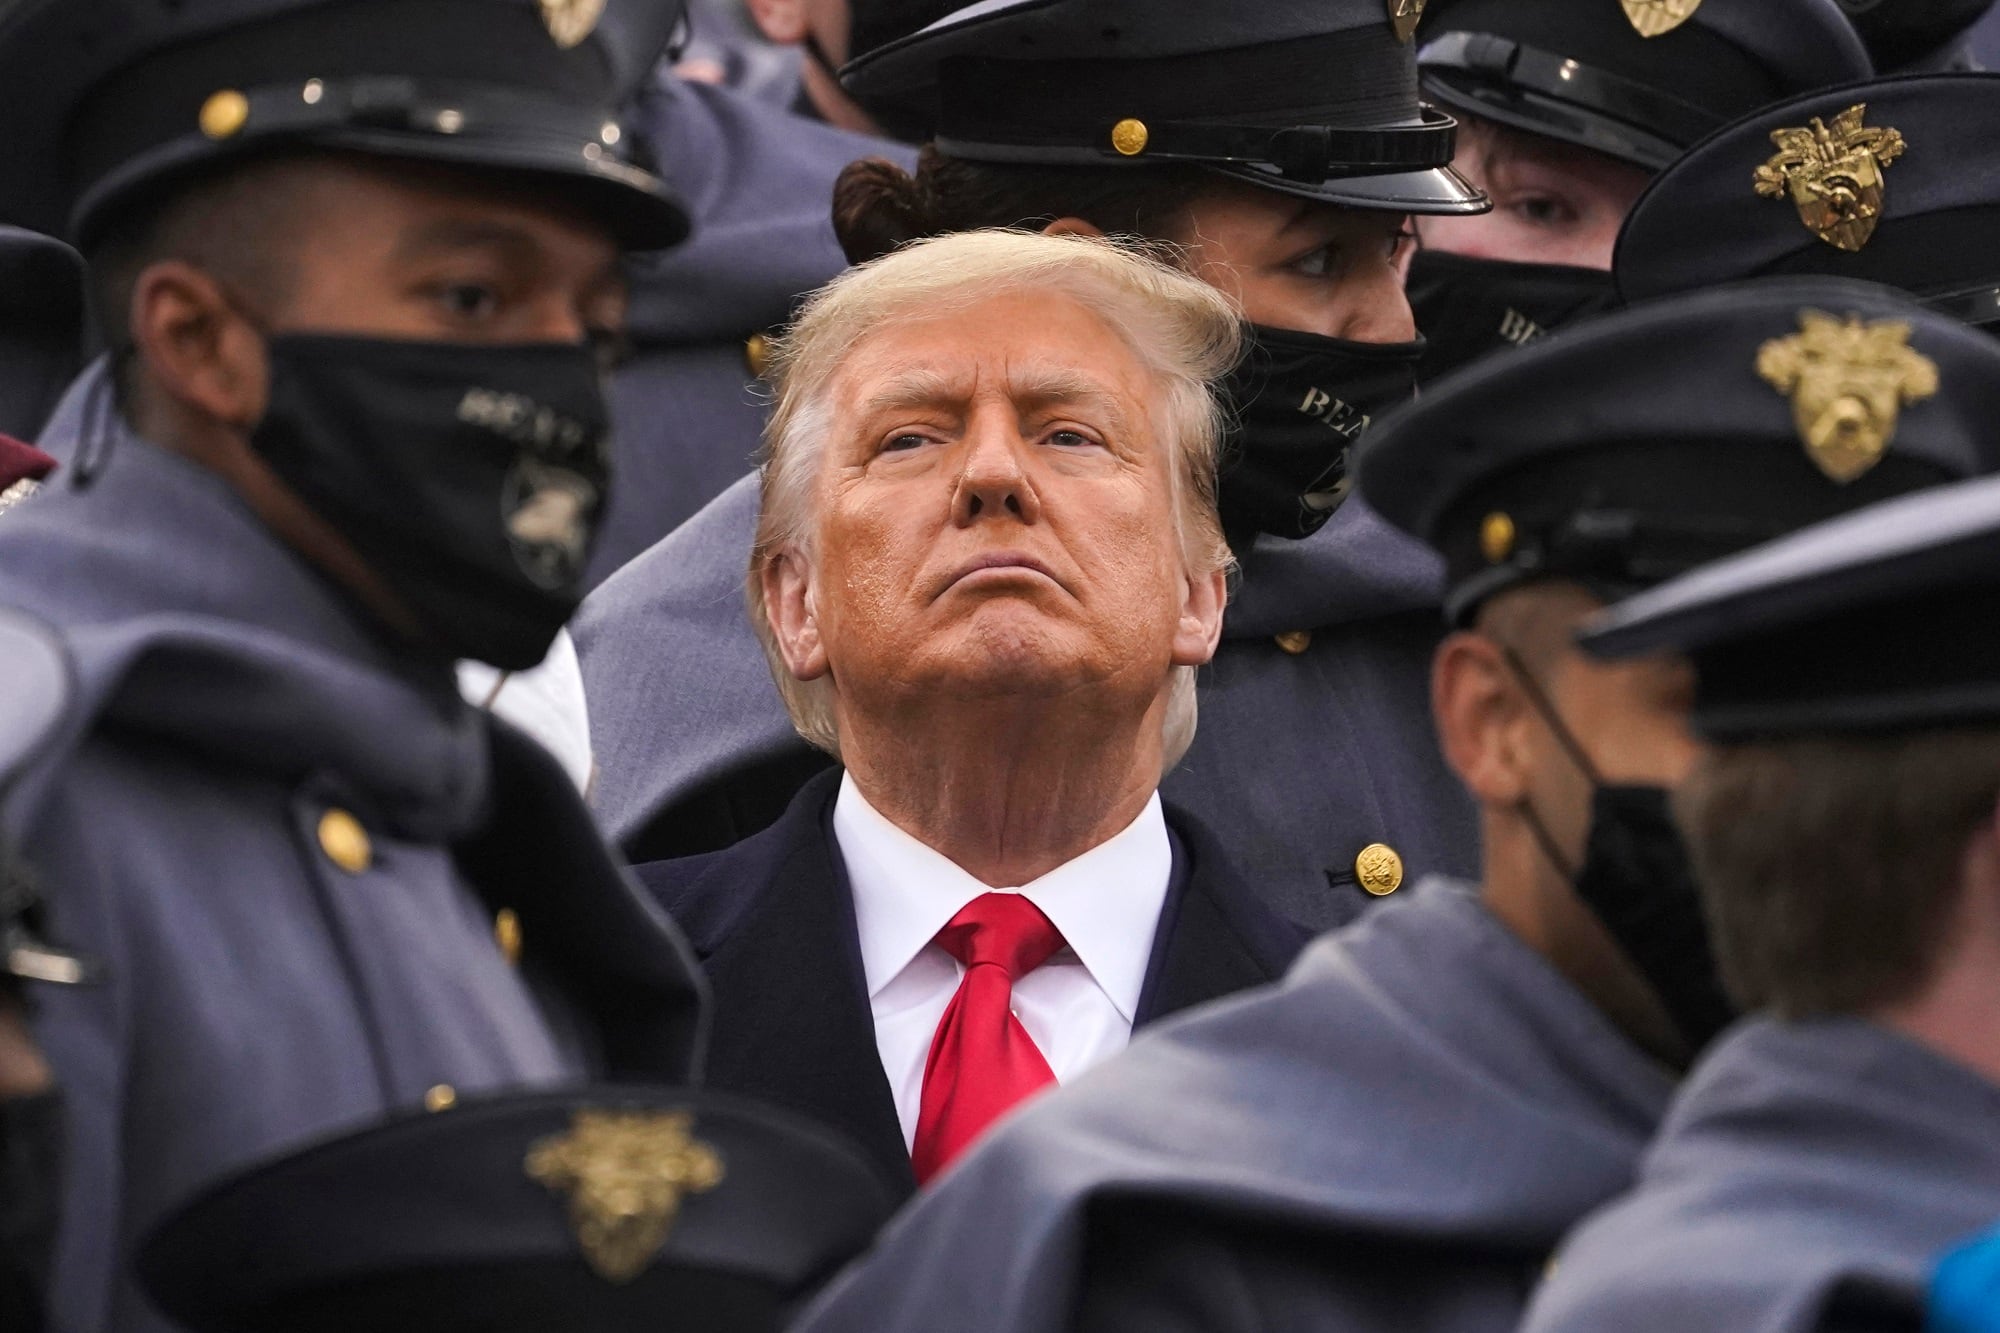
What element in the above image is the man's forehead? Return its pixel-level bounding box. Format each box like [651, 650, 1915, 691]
[840, 348, 1141, 414]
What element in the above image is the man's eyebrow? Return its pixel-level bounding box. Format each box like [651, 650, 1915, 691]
[392, 218, 541, 264]
[853, 368, 967, 418]
[850, 363, 1134, 430]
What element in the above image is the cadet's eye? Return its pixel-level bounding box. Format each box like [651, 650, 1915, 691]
[436, 282, 503, 321]
[1290, 243, 1338, 278]
[1512, 195, 1578, 229]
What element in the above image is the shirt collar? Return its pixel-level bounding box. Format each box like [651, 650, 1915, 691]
[832, 771, 1173, 1022]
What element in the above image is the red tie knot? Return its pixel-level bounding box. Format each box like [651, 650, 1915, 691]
[934, 892, 1065, 980]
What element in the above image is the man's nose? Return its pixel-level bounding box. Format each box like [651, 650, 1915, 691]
[951, 418, 1042, 527]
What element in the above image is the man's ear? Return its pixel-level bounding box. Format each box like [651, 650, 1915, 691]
[1042, 217, 1107, 240]
[743, 0, 808, 45]
[1432, 630, 1536, 805]
[761, 548, 831, 682]
[1170, 566, 1227, 668]
[129, 260, 268, 429]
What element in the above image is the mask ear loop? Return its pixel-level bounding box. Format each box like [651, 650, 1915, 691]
[68, 345, 134, 492]
[1497, 642, 1604, 885]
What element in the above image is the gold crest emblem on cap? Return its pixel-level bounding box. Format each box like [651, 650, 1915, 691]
[538, 0, 606, 49]
[1620, 0, 1703, 38]
[1753, 104, 1905, 253]
[1389, 0, 1427, 43]
[1756, 311, 1938, 484]
[526, 1110, 726, 1283]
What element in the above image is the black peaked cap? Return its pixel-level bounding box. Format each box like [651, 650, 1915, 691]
[1355, 275, 2000, 624]
[1418, 0, 1873, 170]
[842, 0, 1489, 216]
[137, 1086, 898, 1333]
[1618, 73, 2000, 329]
[1581, 470, 2000, 738]
[0, 0, 692, 248]
[0, 228, 85, 440]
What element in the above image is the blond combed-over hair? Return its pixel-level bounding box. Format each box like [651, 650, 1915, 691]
[748, 228, 1243, 766]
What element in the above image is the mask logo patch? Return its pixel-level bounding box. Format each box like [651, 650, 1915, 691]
[1389, 0, 1427, 43]
[460, 387, 603, 586]
[1619, 0, 1702, 37]
[1754, 103, 1906, 253]
[1756, 310, 1938, 483]
[538, 0, 606, 49]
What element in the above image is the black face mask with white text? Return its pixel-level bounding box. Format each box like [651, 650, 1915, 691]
[250, 335, 614, 671]
[1214, 323, 1423, 549]
[1405, 250, 1620, 386]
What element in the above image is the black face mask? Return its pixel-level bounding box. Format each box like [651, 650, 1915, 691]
[1502, 649, 1738, 1054]
[250, 335, 614, 671]
[1215, 323, 1423, 548]
[1404, 250, 1620, 386]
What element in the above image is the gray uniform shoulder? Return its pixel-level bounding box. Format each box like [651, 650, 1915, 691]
[0, 607, 72, 800]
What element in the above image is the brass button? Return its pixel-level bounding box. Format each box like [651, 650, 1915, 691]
[1275, 629, 1313, 655]
[495, 908, 524, 965]
[1355, 843, 1405, 896]
[1110, 117, 1150, 156]
[199, 89, 251, 140]
[1481, 512, 1516, 565]
[743, 332, 771, 379]
[317, 808, 372, 875]
[424, 1084, 458, 1113]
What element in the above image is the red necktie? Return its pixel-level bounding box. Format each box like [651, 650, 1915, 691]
[910, 892, 1066, 1184]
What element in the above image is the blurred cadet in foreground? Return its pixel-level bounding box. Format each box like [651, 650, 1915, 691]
[795, 277, 2000, 1333]
[634, 230, 1309, 1199]
[580, 0, 1491, 931]
[1526, 472, 2000, 1332]
[1839, 0, 1997, 72]
[134, 1088, 895, 1332]
[1407, 0, 1870, 381]
[0, 0, 709, 1327]
[1617, 71, 2000, 332]
[0, 613, 91, 1333]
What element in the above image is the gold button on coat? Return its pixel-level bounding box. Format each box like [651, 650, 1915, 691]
[1110, 117, 1150, 156]
[743, 332, 771, 379]
[1481, 512, 1516, 565]
[317, 808, 372, 875]
[1275, 629, 1313, 655]
[495, 909, 524, 965]
[424, 1084, 458, 1113]
[1355, 843, 1405, 896]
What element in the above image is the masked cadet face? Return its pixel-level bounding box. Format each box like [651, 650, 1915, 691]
[767, 288, 1224, 735]
[1416, 118, 1651, 270]
[1168, 180, 1419, 343]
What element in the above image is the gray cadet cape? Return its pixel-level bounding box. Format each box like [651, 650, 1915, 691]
[576, 477, 1477, 929]
[792, 878, 1676, 1333]
[0, 413, 705, 1333]
[1523, 1017, 2000, 1333]
[589, 73, 914, 583]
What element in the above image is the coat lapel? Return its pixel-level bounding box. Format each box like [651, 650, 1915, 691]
[1136, 809, 1314, 1026]
[644, 771, 916, 1196]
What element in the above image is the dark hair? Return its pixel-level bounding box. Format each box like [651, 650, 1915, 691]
[1675, 726, 2000, 1018]
[831, 145, 1219, 265]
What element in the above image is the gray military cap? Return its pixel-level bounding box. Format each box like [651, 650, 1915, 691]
[1581, 470, 2000, 738]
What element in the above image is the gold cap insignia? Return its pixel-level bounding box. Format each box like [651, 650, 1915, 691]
[1389, 0, 1428, 44]
[538, 0, 606, 49]
[526, 1110, 725, 1283]
[1620, 0, 1703, 38]
[1753, 104, 1906, 253]
[1755, 311, 1938, 484]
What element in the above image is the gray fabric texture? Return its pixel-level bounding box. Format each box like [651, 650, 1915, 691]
[0, 411, 702, 1333]
[576, 476, 1479, 930]
[1524, 1016, 2000, 1333]
[793, 878, 1675, 1333]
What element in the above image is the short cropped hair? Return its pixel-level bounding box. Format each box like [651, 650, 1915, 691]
[1675, 726, 2000, 1017]
[748, 228, 1242, 764]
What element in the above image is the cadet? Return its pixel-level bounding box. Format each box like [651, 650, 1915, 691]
[590, 3, 936, 578]
[134, 1086, 895, 1331]
[1406, 0, 1870, 382]
[792, 278, 2000, 1333]
[0, 2, 708, 1328]
[0, 613, 90, 1333]
[579, 0, 1491, 929]
[1617, 71, 2000, 331]
[1525, 471, 2000, 1333]
[1841, 0, 1997, 72]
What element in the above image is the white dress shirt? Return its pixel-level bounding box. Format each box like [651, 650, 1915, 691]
[832, 772, 1174, 1150]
